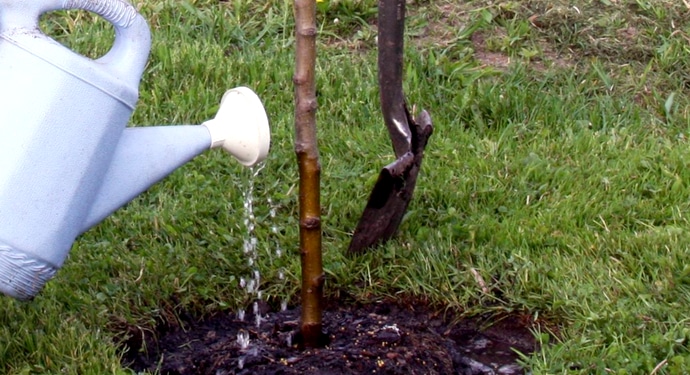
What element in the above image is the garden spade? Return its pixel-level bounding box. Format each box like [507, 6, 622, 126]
[348, 0, 433, 254]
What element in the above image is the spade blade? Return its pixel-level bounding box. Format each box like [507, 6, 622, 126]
[348, 109, 432, 254]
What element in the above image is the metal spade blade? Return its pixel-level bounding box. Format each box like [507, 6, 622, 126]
[348, 0, 433, 254]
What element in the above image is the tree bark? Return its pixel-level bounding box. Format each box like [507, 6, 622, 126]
[293, 0, 324, 348]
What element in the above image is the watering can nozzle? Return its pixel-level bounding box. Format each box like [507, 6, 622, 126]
[203, 87, 271, 167]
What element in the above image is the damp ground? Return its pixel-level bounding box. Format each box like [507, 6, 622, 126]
[120, 299, 543, 375]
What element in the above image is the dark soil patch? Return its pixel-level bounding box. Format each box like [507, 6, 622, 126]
[120, 300, 542, 375]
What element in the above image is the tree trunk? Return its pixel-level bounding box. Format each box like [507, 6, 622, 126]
[293, 0, 325, 348]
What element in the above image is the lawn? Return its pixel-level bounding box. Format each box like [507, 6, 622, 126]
[1, 0, 689, 373]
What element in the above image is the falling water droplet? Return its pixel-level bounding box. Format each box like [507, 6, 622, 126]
[237, 356, 245, 370]
[237, 330, 250, 350]
[246, 279, 256, 294]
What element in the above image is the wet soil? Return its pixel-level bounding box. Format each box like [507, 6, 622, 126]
[120, 300, 541, 375]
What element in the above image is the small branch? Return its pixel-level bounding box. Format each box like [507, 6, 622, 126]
[470, 267, 489, 294]
[650, 359, 667, 375]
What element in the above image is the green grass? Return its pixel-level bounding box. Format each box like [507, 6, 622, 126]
[1, 0, 690, 373]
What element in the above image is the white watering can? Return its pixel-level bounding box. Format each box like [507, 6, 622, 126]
[0, 0, 271, 300]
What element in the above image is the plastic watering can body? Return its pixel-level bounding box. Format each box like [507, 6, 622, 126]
[0, 0, 271, 300]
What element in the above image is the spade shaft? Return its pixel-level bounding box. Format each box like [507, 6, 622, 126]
[378, 0, 411, 158]
[348, 0, 433, 254]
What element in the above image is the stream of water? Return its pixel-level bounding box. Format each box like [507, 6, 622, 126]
[234, 163, 294, 367]
[236, 163, 288, 324]
[268, 197, 288, 313]
[237, 164, 264, 328]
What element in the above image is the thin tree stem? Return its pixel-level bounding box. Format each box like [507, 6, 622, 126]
[293, 0, 324, 348]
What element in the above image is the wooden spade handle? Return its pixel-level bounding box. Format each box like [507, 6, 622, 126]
[378, 0, 411, 158]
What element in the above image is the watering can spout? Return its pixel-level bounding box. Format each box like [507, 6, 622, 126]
[81, 87, 270, 233]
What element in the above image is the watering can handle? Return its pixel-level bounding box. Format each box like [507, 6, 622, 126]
[1, 0, 151, 85]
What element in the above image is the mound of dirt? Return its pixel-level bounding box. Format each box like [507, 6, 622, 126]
[120, 301, 540, 375]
